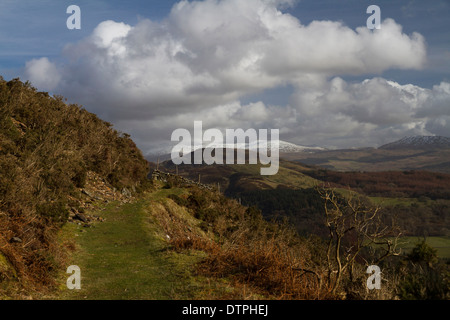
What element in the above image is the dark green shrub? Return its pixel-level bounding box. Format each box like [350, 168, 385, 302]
[397, 241, 450, 300]
[71, 163, 87, 188]
[36, 200, 69, 225]
[168, 194, 188, 207]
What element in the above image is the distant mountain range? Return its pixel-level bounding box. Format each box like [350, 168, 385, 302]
[379, 136, 450, 150]
[260, 140, 326, 153]
[147, 135, 450, 173]
[284, 135, 450, 173]
[146, 140, 325, 162]
[191, 140, 326, 153]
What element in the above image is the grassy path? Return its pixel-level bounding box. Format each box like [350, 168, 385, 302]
[57, 192, 204, 300]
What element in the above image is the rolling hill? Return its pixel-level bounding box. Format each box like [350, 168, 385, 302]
[285, 136, 450, 173]
[157, 148, 450, 238]
[152, 135, 450, 174]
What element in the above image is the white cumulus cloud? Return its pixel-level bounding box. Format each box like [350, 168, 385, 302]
[21, 0, 448, 154]
[24, 57, 61, 91]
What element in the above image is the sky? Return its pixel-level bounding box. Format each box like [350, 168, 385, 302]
[1, 0, 449, 155]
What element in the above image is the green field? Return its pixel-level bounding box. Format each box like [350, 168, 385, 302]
[369, 196, 422, 206]
[395, 236, 450, 259]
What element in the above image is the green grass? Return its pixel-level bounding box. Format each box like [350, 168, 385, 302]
[369, 236, 450, 260]
[230, 162, 319, 189]
[395, 236, 450, 259]
[369, 196, 424, 206]
[54, 194, 207, 300]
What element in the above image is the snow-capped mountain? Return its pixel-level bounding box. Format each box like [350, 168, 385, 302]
[379, 136, 450, 150]
[267, 140, 325, 153]
[146, 140, 325, 161]
[208, 140, 324, 153]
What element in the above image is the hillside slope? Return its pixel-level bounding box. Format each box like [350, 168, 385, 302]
[55, 181, 335, 300]
[158, 153, 450, 238]
[0, 77, 150, 296]
[159, 156, 319, 194]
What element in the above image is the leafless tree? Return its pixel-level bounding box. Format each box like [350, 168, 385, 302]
[316, 187, 401, 294]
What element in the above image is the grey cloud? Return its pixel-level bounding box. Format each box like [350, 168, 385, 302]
[416, 82, 450, 118]
[425, 116, 450, 137]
